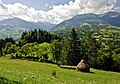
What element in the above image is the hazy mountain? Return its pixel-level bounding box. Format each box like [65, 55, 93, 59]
[0, 17, 55, 39]
[35, 22, 56, 31]
[100, 12, 120, 26]
[51, 12, 120, 31]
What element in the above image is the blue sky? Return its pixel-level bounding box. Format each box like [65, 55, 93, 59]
[2, 0, 73, 11]
[3, 0, 119, 11]
[0, 0, 120, 24]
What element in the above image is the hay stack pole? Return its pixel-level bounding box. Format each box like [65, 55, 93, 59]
[76, 59, 90, 72]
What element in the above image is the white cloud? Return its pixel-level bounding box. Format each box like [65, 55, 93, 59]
[0, 0, 3, 4]
[45, 4, 49, 8]
[0, 0, 117, 24]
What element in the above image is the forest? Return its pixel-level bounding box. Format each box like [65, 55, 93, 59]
[0, 28, 120, 72]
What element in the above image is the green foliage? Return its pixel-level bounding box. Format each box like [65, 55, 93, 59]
[51, 40, 63, 64]
[0, 38, 15, 50]
[2, 42, 15, 55]
[12, 42, 52, 61]
[81, 28, 120, 71]
[53, 27, 120, 72]
[19, 29, 61, 46]
[67, 28, 81, 65]
[36, 42, 52, 61]
[0, 38, 16, 56]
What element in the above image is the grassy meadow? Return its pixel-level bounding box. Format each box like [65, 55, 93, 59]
[0, 56, 120, 84]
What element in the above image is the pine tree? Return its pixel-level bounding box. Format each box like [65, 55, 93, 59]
[67, 28, 81, 65]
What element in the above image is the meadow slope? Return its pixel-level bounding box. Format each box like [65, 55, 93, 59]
[0, 57, 120, 84]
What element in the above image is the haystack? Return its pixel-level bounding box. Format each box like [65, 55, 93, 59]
[76, 59, 90, 72]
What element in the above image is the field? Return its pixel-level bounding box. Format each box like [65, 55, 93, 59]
[0, 56, 120, 84]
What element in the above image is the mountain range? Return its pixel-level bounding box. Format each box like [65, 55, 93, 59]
[0, 11, 120, 39]
[0, 17, 55, 39]
[52, 12, 120, 31]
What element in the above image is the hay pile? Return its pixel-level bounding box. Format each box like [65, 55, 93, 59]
[76, 59, 90, 72]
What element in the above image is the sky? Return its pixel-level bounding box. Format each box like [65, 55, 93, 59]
[0, 0, 120, 24]
[2, 0, 74, 11]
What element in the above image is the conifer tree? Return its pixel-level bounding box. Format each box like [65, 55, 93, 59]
[67, 28, 81, 65]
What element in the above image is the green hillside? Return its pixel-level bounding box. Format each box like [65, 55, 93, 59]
[0, 56, 120, 84]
